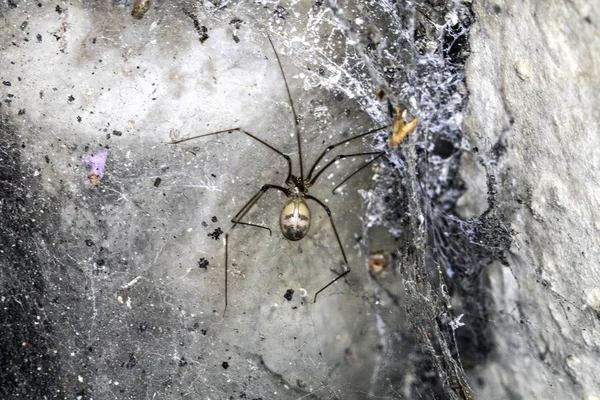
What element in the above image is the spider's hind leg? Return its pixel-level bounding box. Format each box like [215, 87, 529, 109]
[305, 194, 351, 303]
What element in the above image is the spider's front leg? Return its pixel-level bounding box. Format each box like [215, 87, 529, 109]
[306, 125, 389, 194]
[309, 151, 385, 194]
[167, 127, 293, 184]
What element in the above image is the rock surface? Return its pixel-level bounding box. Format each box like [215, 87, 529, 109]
[464, 1, 600, 398]
[1, 1, 598, 399]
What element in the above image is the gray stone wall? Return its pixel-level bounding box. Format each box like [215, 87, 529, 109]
[1, 1, 598, 399]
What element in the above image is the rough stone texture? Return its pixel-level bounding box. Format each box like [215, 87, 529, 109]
[1, 0, 599, 399]
[463, 1, 600, 398]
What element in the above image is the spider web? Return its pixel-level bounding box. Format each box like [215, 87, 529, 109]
[0, 1, 520, 399]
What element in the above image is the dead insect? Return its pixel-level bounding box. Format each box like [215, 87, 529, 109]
[389, 106, 418, 148]
[368, 251, 389, 273]
[170, 33, 390, 314]
[88, 173, 100, 186]
[131, 0, 151, 20]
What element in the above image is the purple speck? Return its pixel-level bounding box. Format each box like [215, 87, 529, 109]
[84, 148, 109, 184]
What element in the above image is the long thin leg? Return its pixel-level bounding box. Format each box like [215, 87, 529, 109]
[331, 152, 385, 194]
[307, 125, 389, 181]
[266, 33, 305, 185]
[305, 194, 350, 302]
[230, 189, 273, 235]
[168, 127, 293, 184]
[308, 151, 383, 186]
[224, 184, 288, 315]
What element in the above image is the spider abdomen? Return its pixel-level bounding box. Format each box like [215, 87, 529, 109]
[280, 197, 311, 241]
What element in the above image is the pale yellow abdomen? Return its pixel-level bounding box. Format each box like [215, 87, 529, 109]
[280, 197, 311, 241]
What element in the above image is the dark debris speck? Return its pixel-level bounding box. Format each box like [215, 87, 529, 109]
[222, 361, 229, 369]
[201, 221, 208, 228]
[211, 216, 218, 223]
[153, 177, 162, 187]
[198, 257, 209, 269]
[199, 31, 209, 44]
[274, 5, 288, 20]
[229, 18, 243, 29]
[67, 95, 75, 103]
[124, 353, 137, 369]
[283, 289, 294, 301]
[208, 227, 223, 240]
[2, 81, 11, 86]
[201, 329, 207, 335]
[185, 11, 209, 44]
[85, 239, 94, 246]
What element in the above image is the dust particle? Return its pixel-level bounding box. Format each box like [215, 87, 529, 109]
[208, 227, 223, 240]
[283, 289, 294, 301]
[198, 257, 209, 269]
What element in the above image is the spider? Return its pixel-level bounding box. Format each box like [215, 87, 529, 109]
[170, 32, 388, 314]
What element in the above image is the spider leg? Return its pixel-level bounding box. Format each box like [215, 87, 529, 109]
[266, 33, 305, 183]
[168, 128, 293, 184]
[224, 184, 288, 315]
[308, 151, 384, 188]
[305, 194, 350, 303]
[230, 189, 273, 235]
[331, 152, 385, 194]
[307, 125, 389, 181]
